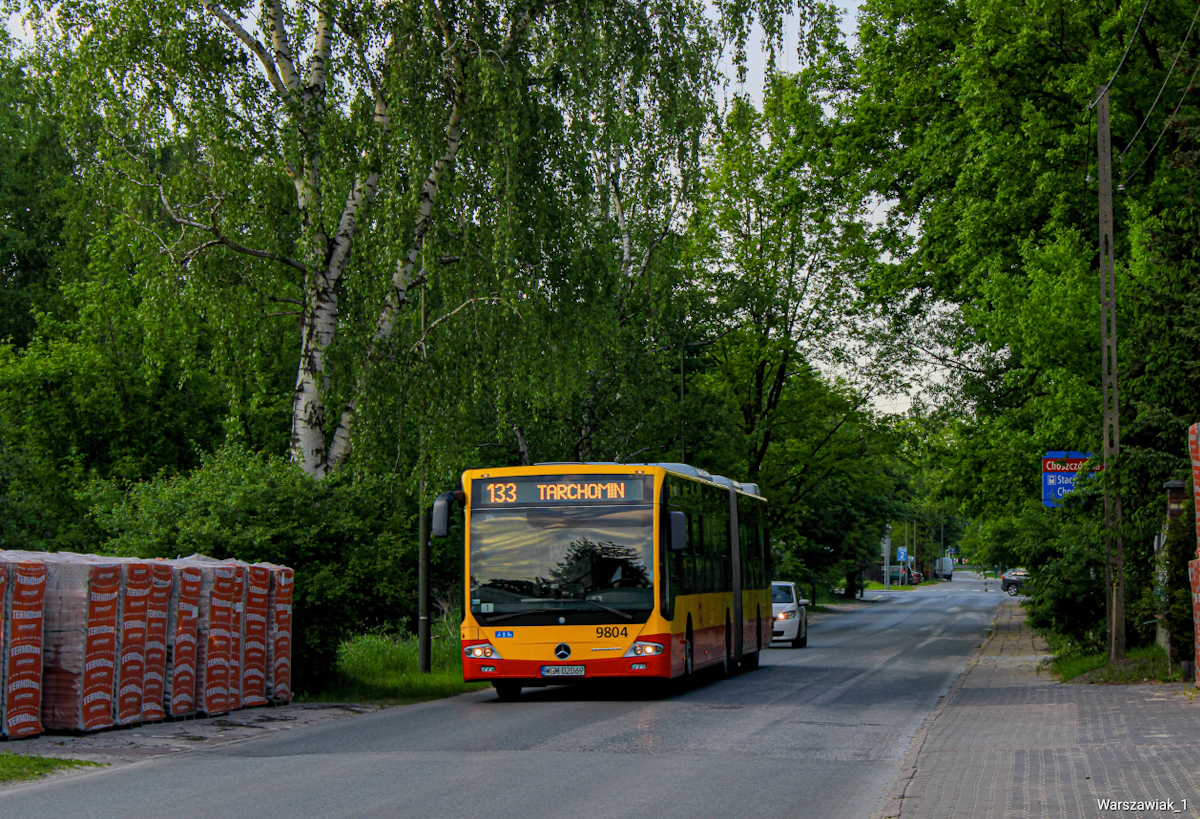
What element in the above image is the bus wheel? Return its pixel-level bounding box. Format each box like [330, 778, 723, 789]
[494, 682, 521, 700]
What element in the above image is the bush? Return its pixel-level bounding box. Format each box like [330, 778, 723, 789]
[309, 615, 486, 702]
[90, 447, 462, 692]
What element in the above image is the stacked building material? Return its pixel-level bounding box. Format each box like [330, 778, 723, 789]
[192, 560, 235, 716]
[227, 562, 246, 710]
[269, 565, 294, 702]
[164, 562, 202, 717]
[41, 554, 121, 732]
[0, 551, 293, 737]
[114, 560, 151, 725]
[141, 562, 172, 722]
[240, 564, 272, 707]
[0, 553, 46, 738]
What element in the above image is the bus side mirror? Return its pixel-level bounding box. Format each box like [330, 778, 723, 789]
[670, 511, 688, 552]
[432, 490, 464, 538]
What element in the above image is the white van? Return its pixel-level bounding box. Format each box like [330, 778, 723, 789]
[935, 558, 954, 580]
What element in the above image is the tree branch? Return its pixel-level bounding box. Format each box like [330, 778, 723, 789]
[306, 2, 334, 97]
[158, 185, 307, 273]
[265, 0, 304, 91]
[200, 0, 291, 99]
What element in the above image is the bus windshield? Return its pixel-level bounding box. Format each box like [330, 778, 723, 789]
[469, 505, 654, 624]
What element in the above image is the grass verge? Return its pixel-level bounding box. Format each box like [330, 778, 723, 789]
[864, 581, 917, 591]
[300, 618, 488, 705]
[1053, 644, 1183, 684]
[0, 752, 99, 784]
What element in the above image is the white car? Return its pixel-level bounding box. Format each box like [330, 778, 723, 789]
[771, 581, 808, 648]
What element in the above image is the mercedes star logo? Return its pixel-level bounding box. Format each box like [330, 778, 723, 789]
[554, 643, 571, 660]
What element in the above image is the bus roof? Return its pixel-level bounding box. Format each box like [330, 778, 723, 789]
[508, 461, 764, 499]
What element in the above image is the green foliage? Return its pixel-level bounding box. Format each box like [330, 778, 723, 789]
[0, 31, 71, 349]
[1050, 652, 1107, 683]
[307, 617, 487, 703]
[91, 448, 459, 690]
[0, 752, 99, 783]
[1052, 644, 1181, 684]
[850, 0, 1200, 648]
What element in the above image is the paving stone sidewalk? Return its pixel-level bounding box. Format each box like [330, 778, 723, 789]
[877, 598, 1200, 819]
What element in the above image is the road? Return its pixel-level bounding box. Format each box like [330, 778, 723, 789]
[1, 574, 1003, 819]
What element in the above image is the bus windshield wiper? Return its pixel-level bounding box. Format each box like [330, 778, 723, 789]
[578, 600, 633, 620]
[485, 608, 551, 622]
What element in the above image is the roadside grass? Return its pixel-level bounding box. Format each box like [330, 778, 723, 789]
[864, 581, 916, 591]
[0, 752, 99, 784]
[300, 618, 488, 704]
[1052, 652, 1107, 682]
[1052, 644, 1183, 684]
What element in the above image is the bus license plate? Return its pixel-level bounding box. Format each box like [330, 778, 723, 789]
[541, 665, 585, 677]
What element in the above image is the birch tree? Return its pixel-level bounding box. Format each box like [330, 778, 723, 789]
[27, 0, 764, 477]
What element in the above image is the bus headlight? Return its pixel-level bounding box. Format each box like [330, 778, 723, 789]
[623, 641, 664, 657]
[464, 643, 503, 660]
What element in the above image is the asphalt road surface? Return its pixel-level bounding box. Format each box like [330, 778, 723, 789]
[1, 574, 1003, 819]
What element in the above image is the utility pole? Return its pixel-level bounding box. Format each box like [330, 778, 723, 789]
[418, 289, 431, 674]
[1096, 86, 1125, 661]
[883, 531, 891, 592]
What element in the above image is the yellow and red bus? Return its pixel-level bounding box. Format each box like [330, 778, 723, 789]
[433, 463, 770, 699]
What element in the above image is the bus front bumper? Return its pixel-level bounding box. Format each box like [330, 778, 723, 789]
[463, 639, 674, 681]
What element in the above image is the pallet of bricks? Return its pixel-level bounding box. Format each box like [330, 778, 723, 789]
[0, 551, 292, 740]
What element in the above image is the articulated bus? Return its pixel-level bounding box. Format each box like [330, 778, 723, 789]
[433, 462, 770, 699]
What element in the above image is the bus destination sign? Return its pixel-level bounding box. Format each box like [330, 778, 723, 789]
[475, 477, 645, 506]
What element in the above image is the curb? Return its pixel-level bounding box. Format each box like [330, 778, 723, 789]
[870, 603, 1005, 819]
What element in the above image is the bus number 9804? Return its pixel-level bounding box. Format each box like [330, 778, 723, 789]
[597, 626, 628, 639]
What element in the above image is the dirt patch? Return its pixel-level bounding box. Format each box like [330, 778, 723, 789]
[0, 702, 381, 771]
[1063, 656, 1179, 686]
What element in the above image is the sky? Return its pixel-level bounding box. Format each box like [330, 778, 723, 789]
[724, 1, 861, 105]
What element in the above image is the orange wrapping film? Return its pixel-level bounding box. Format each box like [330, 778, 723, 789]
[1, 557, 46, 738]
[241, 565, 271, 706]
[1190, 425, 1200, 690]
[228, 563, 246, 711]
[0, 551, 291, 739]
[38, 555, 121, 732]
[199, 564, 235, 715]
[81, 562, 120, 732]
[1191, 559, 1200, 691]
[0, 565, 5, 733]
[166, 564, 202, 717]
[141, 562, 172, 722]
[115, 561, 151, 725]
[271, 567, 294, 702]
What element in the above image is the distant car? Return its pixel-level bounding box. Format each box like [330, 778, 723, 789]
[934, 557, 954, 580]
[1001, 569, 1029, 596]
[771, 581, 809, 648]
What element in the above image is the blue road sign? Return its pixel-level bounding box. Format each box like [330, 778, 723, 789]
[896, 547, 908, 563]
[1042, 451, 1098, 508]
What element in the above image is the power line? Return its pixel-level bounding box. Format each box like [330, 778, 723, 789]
[1089, 0, 1155, 111]
[1118, 1, 1200, 158]
[1120, 56, 1200, 187]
